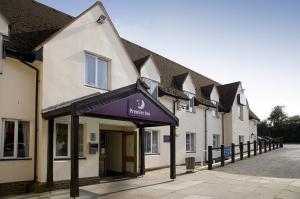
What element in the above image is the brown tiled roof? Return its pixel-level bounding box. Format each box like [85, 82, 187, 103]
[0, 0, 259, 118]
[249, 109, 260, 121]
[217, 82, 240, 112]
[0, 0, 74, 54]
[200, 84, 215, 99]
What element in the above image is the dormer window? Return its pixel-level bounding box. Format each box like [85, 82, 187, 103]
[184, 91, 195, 113]
[143, 77, 158, 99]
[212, 101, 219, 118]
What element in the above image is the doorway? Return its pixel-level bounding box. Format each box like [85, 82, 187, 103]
[99, 130, 137, 178]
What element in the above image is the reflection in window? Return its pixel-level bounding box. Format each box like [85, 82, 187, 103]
[144, 130, 159, 154]
[55, 123, 69, 157]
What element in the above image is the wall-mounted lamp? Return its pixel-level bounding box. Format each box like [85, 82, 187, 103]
[97, 14, 106, 24]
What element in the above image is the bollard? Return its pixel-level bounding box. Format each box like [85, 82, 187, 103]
[231, 143, 235, 163]
[254, 140, 257, 156]
[259, 141, 262, 154]
[240, 142, 243, 160]
[269, 140, 272, 151]
[264, 140, 267, 153]
[247, 141, 251, 158]
[221, 145, 225, 167]
[208, 146, 213, 170]
[273, 140, 275, 150]
[276, 139, 279, 149]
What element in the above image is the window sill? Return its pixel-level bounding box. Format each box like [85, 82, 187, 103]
[186, 151, 196, 154]
[0, 158, 32, 161]
[54, 157, 87, 161]
[85, 84, 110, 91]
[145, 153, 160, 156]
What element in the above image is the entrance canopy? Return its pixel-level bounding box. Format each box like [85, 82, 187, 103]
[42, 81, 178, 198]
[42, 81, 178, 126]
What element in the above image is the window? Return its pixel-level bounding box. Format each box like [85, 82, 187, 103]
[186, 132, 196, 152]
[238, 105, 244, 121]
[1, 120, 30, 159]
[239, 135, 244, 143]
[85, 53, 109, 90]
[213, 134, 221, 148]
[184, 92, 195, 113]
[144, 130, 159, 154]
[212, 101, 219, 118]
[143, 78, 158, 99]
[55, 123, 84, 158]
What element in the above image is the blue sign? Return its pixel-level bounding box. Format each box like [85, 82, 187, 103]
[225, 147, 231, 156]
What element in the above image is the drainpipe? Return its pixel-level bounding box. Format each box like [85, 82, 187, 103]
[204, 107, 209, 162]
[222, 113, 225, 145]
[18, 58, 39, 183]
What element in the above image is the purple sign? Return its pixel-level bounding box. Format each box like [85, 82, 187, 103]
[128, 96, 151, 118]
[163, 135, 170, 143]
[86, 92, 176, 125]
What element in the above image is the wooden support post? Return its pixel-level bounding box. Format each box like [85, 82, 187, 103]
[221, 144, 225, 167]
[240, 142, 243, 160]
[264, 140, 267, 153]
[276, 139, 279, 149]
[259, 141, 262, 154]
[70, 113, 79, 198]
[273, 140, 275, 150]
[269, 140, 272, 151]
[139, 127, 145, 176]
[208, 146, 213, 170]
[253, 140, 257, 156]
[231, 143, 235, 163]
[247, 141, 250, 158]
[170, 125, 176, 179]
[47, 118, 54, 191]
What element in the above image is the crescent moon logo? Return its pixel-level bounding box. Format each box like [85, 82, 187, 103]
[137, 99, 145, 110]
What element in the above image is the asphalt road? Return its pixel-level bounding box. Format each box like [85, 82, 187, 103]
[215, 144, 300, 178]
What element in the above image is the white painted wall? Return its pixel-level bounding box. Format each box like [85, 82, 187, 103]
[0, 58, 35, 183]
[210, 86, 219, 102]
[182, 74, 196, 94]
[0, 14, 9, 36]
[249, 119, 258, 141]
[140, 56, 160, 83]
[42, 4, 139, 108]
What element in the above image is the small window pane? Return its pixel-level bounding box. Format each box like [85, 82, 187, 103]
[191, 134, 195, 152]
[79, 124, 84, 157]
[85, 54, 96, 86]
[56, 123, 68, 157]
[97, 59, 108, 89]
[186, 133, 190, 151]
[144, 131, 151, 153]
[144, 78, 158, 99]
[18, 121, 30, 157]
[3, 121, 15, 157]
[152, 131, 158, 154]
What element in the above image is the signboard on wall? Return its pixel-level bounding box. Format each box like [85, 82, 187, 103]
[238, 94, 247, 106]
[163, 135, 170, 143]
[128, 96, 151, 119]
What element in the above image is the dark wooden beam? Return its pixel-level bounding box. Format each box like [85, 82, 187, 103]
[139, 127, 145, 175]
[70, 112, 79, 198]
[170, 125, 176, 179]
[47, 118, 54, 191]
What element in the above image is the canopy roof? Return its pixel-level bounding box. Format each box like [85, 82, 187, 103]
[42, 81, 178, 126]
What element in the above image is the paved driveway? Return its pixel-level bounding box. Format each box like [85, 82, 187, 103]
[3, 145, 300, 199]
[215, 144, 300, 178]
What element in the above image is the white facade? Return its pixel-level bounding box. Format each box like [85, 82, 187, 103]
[0, 1, 258, 190]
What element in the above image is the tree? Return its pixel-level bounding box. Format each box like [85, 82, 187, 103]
[268, 106, 288, 127]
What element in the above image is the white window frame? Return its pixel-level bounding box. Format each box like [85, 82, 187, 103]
[142, 77, 159, 99]
[238, 105, 244, 121]
[186, 132, 196, 153]
[212, 101, 219, 118]
[84, 52, 110, 90]
[54, 122, 85, 159]
[239, 135, 244, 143]
[54, 121, 70, 159]
[144, 130, 159, 154]
[184, 91, 195, 113]
[213, 134, 221, 148]
[1, 119, 30, 159]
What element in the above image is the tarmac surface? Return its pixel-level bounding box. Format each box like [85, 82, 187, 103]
[3, 145, 300, 199]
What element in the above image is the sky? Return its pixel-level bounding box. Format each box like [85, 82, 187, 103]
[38, 0, 300, 120]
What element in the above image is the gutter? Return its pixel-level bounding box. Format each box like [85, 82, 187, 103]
[204, 106, 209, 162]
[18, 58, 39, 183]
